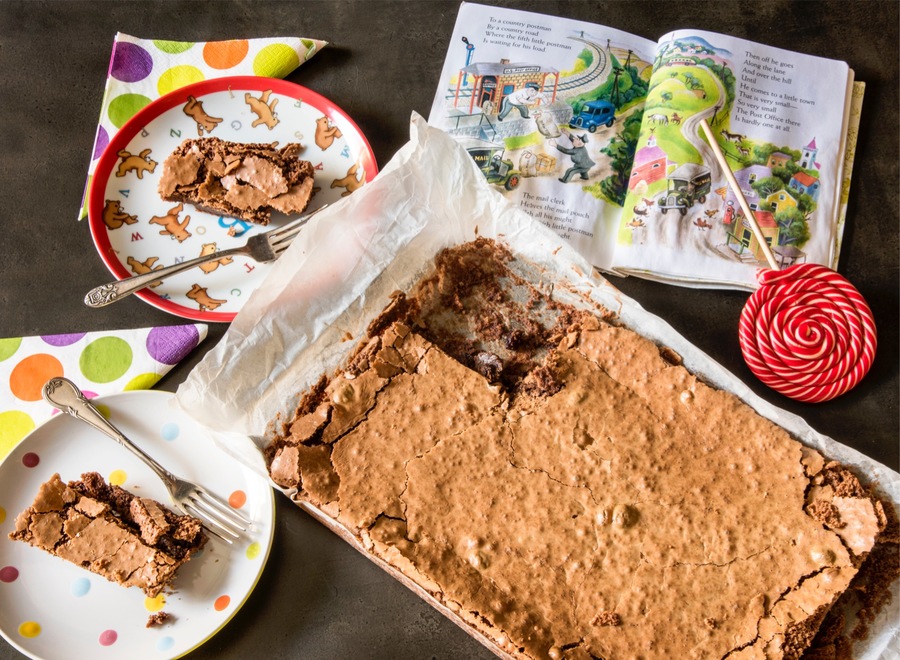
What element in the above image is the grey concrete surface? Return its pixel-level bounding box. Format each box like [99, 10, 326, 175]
[0, 1, 897, 658]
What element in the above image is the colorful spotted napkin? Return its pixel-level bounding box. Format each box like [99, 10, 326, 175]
[0, 324, 208, 459]
[78, 33, 328, 219]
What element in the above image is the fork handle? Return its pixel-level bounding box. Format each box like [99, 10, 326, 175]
[43, 377, 174, 481]
[84, 246, 245, 308]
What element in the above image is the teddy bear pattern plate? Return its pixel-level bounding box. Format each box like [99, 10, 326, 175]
[88, 76, 377, 322]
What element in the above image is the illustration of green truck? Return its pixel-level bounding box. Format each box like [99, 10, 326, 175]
[658, 163, 711, 216]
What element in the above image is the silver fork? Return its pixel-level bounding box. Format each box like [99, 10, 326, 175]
[42, 377, 251, 544]
[84, 204, 327, 308]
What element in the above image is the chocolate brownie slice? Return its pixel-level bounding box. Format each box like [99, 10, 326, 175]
[158, 137, 315, 225]
[9, 472, 207, 597]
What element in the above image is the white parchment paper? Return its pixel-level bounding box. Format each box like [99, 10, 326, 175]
[174, 113, 899, 659]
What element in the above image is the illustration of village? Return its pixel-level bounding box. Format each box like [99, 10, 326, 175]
[621, 35, 822, 268]
[432, 29, 825, 268]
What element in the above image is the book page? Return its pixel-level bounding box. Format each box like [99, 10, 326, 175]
[611, 29, 853, 290]
[833, 81, 865, 270]
[427, 2, 657, 269]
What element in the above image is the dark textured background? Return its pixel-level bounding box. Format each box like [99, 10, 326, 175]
[1, 2, 897, 658]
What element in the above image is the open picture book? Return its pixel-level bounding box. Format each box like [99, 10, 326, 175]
[428, 2, 863, 290]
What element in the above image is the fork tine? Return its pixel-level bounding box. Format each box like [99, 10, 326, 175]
[179, 499, 238, 544]
[268, 203, 329, 240]
[193, 486, 252, 527]
[268, 204, 328, 238]
[185, 497, 244, 540]
[268, 220, 309, 254]
[270, 225, 306, 250]
[189, 495, 247, 534]
[271, 238, 298, 256]
[269, 224, 311, 256]
[198, 520, 236, 545]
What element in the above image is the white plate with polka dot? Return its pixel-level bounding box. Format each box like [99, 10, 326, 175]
[88, 75, 378, 323]
[0, 389, 275, 660]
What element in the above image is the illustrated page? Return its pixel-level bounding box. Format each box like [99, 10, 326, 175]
[428, 2, 657, 269]
[612, 29, 853, 289]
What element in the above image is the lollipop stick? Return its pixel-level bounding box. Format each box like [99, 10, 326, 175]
[699, 118, 779, 271]
[701, 121, 878, 402]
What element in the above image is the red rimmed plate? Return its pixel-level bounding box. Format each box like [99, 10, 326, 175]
[88, 76, 377, 322]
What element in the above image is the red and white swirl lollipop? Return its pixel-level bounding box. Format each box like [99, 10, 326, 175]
[739, 264, 876, 402]
[700, 119, 877, 403]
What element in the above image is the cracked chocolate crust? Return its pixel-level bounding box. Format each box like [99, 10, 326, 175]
[9, 472, 207, 598]
[146, 612, 172, 628]
[266, 239, 896, 659]
[158, 137, 315, 225]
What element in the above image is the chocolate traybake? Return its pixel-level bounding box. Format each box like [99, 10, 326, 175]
[9, 472, 207, 598]
[266, 238, 898, 659]
[158, 137, 315, 225]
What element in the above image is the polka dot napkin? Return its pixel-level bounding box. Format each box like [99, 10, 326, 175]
[78, 33, 327, 219]
[0, 324, 207, 459]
